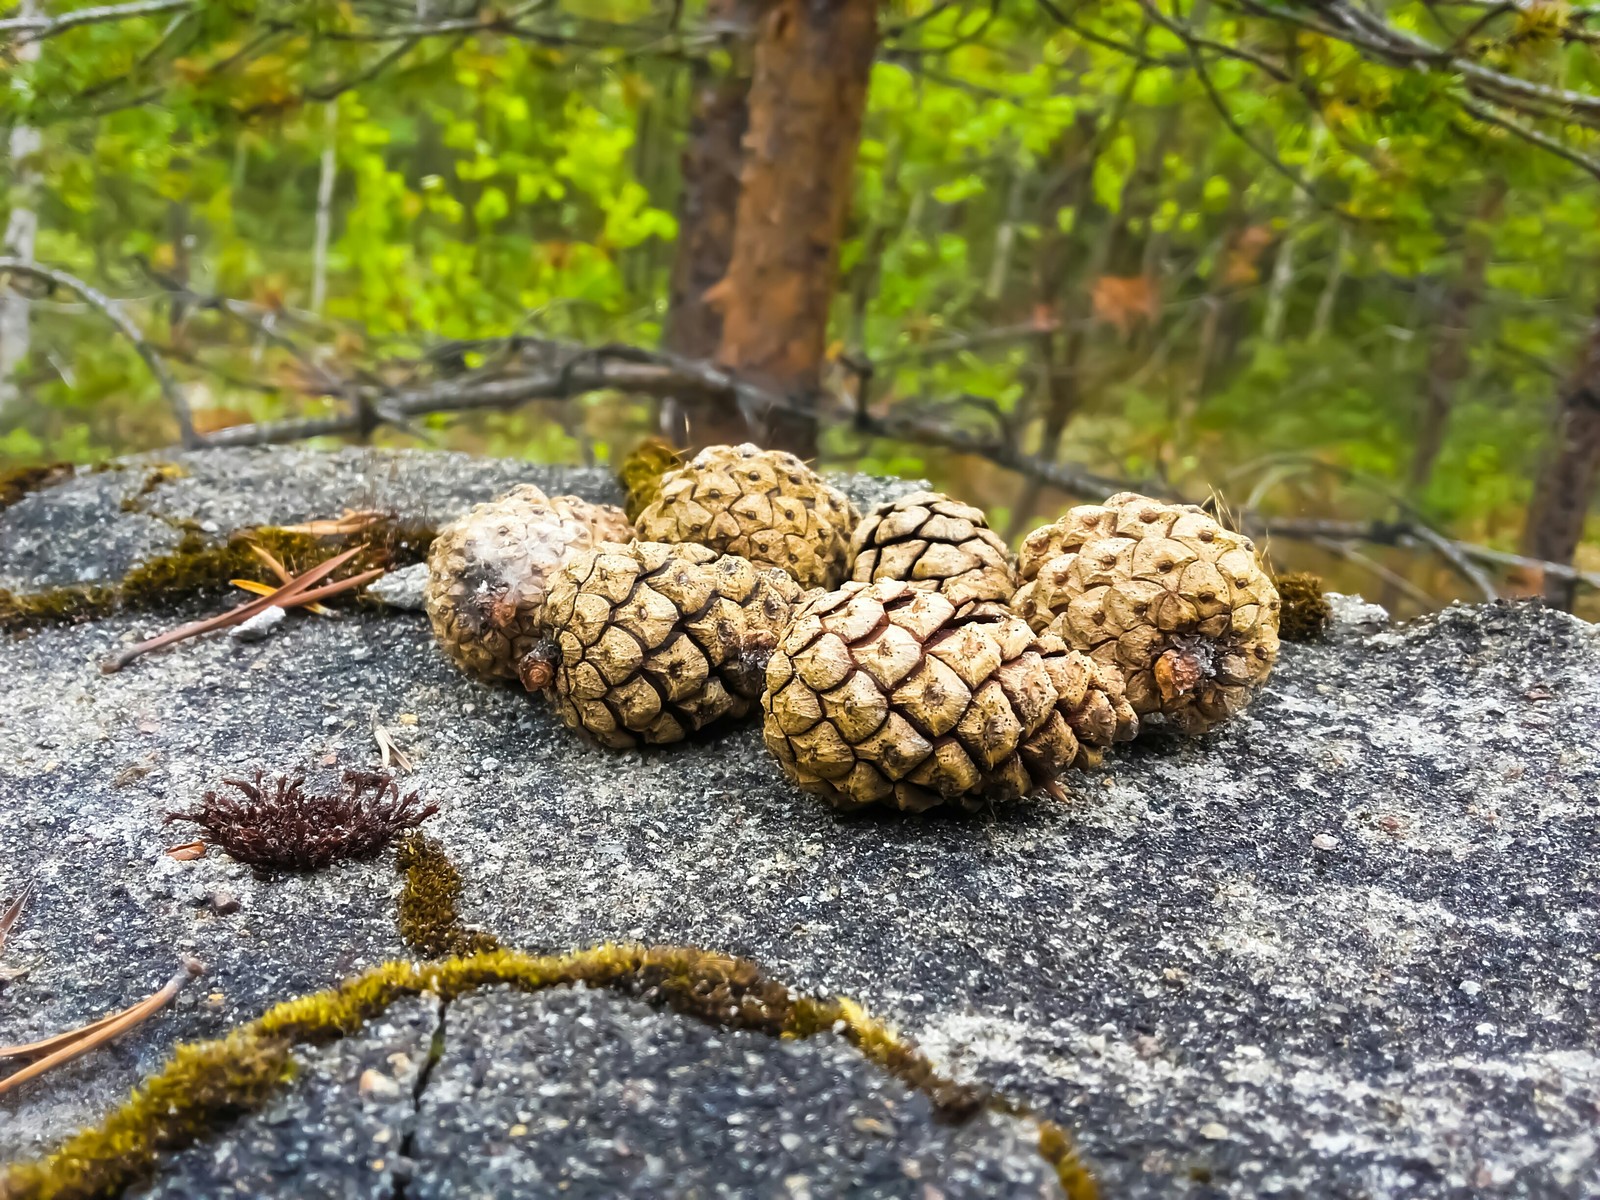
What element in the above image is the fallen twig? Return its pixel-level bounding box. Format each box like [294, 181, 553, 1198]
[0, 257, 197, 448]
[0, 959, 202, 1097]
[100, 545, 375, 673]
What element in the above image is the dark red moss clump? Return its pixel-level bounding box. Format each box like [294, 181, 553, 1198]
[166, 770, 437, 872]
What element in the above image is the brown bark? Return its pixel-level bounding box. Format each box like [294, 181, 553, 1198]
[661, 0, 761, 448]
[1521, 303, 1600, 608]
[1407, 180, 1505, 493]
[710, 0, 881, 457]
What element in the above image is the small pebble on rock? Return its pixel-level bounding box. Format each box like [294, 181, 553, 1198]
[232, 606, 286, 643]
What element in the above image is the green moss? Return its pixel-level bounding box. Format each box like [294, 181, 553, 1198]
[395, 833, 501, 958]
[618, 436, 683, 522]
[1, 518, 437, 635]
[0, 463, 72, 511]
[1038, 1120, 1101, 1200]
[0, 1028, 296, 1200]
[3, 944, 1067, 1200]
[1275, 571, 1333, 643]
[118, 464, 190, 512]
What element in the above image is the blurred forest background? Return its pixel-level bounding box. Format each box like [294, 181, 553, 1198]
[2, 0, 1599, 618]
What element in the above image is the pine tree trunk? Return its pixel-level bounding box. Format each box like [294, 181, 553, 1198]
[1521, 304, 1600, 608]
[661, 0, 759, 448]
[710, 0, 880, 458]
[1407, 179, 1504, 494]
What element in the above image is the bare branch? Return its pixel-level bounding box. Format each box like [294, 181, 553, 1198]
[0, 257, 197, 447]
[0, 0, 188, 39]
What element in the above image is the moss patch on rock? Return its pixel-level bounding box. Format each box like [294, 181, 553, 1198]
[0, 463, 73, 512]
[1, 519, 436, 635]
[0, 944, 1100, 1200]
[1275, 571, 1333, 642]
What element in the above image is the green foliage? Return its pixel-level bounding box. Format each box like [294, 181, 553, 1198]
[1, 0, 1596, 606]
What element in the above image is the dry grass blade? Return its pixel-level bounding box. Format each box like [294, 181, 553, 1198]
[230, 576, 335, 617]
[0, 877, 34, 957]
[0, 960, 202, 1097]
[0, 1009, 127, 1060]
[278, 509, 388, 536]
[373, 724, 414, 773]
[241, 542, 334, 615]
[100, 545, 366, 673]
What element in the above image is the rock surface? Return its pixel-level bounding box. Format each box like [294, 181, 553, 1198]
[1, 447, 1597, 1199]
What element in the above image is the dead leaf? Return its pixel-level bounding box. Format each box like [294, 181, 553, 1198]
[1091, 275, 1159, 335]
[190, 408, 255, 435]
[1221, 225, 1274, 286]
[165, 841, 206, 862]
[373, 725, 414, 773]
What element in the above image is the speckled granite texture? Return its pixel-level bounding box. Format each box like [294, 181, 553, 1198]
[1, 448, 1596, 1198]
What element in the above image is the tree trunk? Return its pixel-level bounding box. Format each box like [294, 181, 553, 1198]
[1260, 124, 1326, 344]
[311, 102, 338, 315]
[661, 0, 760, 448]
[1309, 224, 1350, 345]
[710, 0, 880, 458]
[0, 0, 42, 420]
[1521, 303, 1600, 608]
[1407, 179, 1504, 494]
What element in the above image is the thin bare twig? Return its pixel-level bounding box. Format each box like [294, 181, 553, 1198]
[0, 258, 197, 447]
[0, 0, 188, 37]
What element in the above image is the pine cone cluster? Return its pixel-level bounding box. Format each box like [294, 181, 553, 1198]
[422, 450, 1288, 815]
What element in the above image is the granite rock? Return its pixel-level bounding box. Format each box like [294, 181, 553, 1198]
[1, 448, 1596, 1199]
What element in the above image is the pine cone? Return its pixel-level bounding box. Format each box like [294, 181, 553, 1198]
[848, 491, 1018, 609]
[762, 580, 1137, 813]
[634, 443, 859, 589]
[1014, 493, 1280, 734]
[424, 486, 634, 681]
[525, 541, 803, 748]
